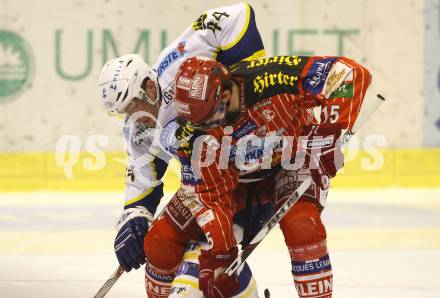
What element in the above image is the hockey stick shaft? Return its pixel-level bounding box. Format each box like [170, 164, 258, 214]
[225, 178, 312, 276]
[339, 94, 385, 146]
[226, 94, 386, 276]
[93, 265, 125, 298]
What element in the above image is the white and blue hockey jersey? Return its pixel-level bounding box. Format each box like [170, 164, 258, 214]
[123, 3, 266, 213]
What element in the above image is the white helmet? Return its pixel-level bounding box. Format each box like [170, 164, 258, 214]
[98, 54, 159, 113]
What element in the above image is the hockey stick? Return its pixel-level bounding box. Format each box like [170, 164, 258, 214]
[93, 265, 124, 298]
[226, 94, 386, 276]
[339, 93, 385, 146]
[225, 178, 312, 276]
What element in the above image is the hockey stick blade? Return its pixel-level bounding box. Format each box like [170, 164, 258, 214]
[226, 178, 313, 276]
[93, 265, 125, 298]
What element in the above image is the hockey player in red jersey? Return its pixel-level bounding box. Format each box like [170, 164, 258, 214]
[144, 55, 371, 298]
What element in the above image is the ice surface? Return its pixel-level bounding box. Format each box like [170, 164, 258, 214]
[0, 188, 439, 297]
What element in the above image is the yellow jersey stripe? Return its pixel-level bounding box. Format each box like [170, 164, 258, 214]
[220, 3, 251, 51]
[124, 188, 154, 206]
[240, 277, 257, 298]
[242, 49, 266, 61]
[228, 49, 267, 71]
[172, 277, 199, 289]
[183, 251, 201, 260]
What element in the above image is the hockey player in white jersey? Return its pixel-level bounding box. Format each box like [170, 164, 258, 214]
[98, 3, 266, 297]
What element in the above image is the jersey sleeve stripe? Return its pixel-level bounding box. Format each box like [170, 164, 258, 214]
[171, 277, 199, 289]
[214, 4, 265, 67]
[219, 3, 251, 51]
[241, 49, 267, 61]
[124, 188, 154, 207]
[228, 48, 267, 69]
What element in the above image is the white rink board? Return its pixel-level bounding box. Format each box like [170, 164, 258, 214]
[0, 0, 425, 150]
[0, 188, 439, 297]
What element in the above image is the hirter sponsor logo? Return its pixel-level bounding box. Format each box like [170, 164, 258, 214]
[253, 71, 298, 94]
[247, 56, 303, 69]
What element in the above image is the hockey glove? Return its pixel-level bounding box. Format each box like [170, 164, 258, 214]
[199, 247, 240, 298]
[114, 206, 154, 272]
[301, 124, 344, 189]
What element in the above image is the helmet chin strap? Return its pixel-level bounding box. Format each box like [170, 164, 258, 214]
[155, 79, 162, 102]
[138, 85, 159, 106]
[136, 74, 162, 107]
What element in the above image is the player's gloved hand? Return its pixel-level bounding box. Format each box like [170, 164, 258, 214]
[114, 206, 154, 272]
[301, 124, 344, 188]
[198, 247, 240, 298]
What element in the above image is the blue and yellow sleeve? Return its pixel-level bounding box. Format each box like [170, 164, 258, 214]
[215, 4, 266, 67]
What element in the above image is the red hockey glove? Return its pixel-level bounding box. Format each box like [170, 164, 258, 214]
[301, 124, 344, 188]
[198, 247, 240, 298]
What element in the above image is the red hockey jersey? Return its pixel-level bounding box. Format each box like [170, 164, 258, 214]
[175, 56, 371, 253]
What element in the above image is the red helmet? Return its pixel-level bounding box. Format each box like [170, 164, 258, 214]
[175, 56, 231, 126]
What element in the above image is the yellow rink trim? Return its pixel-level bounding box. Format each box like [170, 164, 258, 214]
[332, 148, 440, 188]
[0, 152, 181, 192]
[0, 148, 439, 191]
